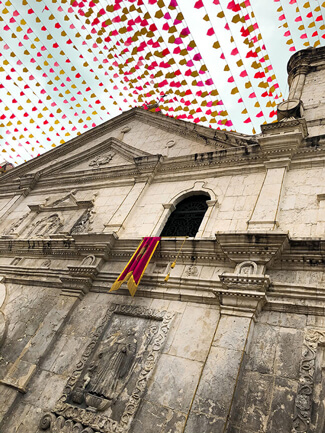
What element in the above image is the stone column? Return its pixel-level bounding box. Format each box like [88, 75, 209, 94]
[184, 267, 269, 432]
[288, 65, 309, 101]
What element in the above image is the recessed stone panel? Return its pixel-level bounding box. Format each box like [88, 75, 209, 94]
[39, 303, 174, 433]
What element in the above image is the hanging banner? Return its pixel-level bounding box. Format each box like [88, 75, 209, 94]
[110, 237, 161, 296]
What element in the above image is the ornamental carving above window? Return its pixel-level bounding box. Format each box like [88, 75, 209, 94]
[161, 195, 209, 238]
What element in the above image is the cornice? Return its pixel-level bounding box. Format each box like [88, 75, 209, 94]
[132, 108, 257, 149]
[0, 235, 325, 312]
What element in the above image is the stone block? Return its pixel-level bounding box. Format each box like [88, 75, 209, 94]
[23, 369, 66, 410]
[41, 334, 87, 376]
[132, 400, 186, 433]
[168, 304, 219, 362]
[213, 315, 250, 352]
[192, 346, 243, 419]
[0, 384, 18, 422]
[241, 372, 273, 432]
[12, 404, 42, 433]
[184, 412, 225, 433]
[246, 323, 278, 375]
[258, 311, 307, 329]
[274, 328, 304, 379]
[145, 353, 202, 413]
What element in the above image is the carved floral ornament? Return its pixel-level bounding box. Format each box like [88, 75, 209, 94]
[293, 329, 325, 433]
[89, 152, 115, 169]
[39, 303, 174, 433]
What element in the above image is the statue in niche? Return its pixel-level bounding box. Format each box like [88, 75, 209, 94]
[74, 328, 138, 412]
[27, 214, 62, 238]
[81, 255, 95, 266]
[70, 209, 93, 235]
[236, 260, 257, 276]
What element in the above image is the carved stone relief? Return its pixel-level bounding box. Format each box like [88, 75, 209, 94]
[39, 304, 174, 433]
[26, 213, 63, 238]
[185, 265, 199, 277]
[89, 152, 115, 169]
[3, 212, 30, 236]
[293, 329, 325, 433]
[70, 209, 94, 235]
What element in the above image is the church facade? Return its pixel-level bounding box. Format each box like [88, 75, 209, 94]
[0, 46, 325, 433]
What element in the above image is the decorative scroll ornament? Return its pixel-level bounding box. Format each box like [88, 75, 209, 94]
[292, 329, 325, 433]
[40, 303, 174, 433]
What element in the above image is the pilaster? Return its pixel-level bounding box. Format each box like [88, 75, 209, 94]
[185, 232, 287, 431]
[248, 118, 307, 231]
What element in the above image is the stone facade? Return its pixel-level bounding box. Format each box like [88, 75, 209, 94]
[0, 47, 325, 433]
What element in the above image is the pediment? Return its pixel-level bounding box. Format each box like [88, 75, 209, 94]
[28, 191, 93, 212]
[45, 137, 153, 176]
[0, 107, 257, 189]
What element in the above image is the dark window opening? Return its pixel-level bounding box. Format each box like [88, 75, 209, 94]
[161, 195, 209, 238]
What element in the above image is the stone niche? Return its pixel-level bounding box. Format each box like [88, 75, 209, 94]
[39, 304, 174, 433]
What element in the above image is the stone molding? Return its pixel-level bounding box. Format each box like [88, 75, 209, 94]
[216, 232, 289, 265]
[39, 414, 99, 433]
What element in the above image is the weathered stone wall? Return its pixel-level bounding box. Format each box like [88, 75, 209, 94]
[227, 311, 325, 433]
[0, 292, 220, 433]
[1, 47, 325, 433]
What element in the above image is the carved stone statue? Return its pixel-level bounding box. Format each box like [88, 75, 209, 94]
[70, 209, 93, 235]
[79, 328, 138, 411]
[27, 214, 62, 238]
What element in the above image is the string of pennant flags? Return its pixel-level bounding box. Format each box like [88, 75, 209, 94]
[0, 0, 324, 166]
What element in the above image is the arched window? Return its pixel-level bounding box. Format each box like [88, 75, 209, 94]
[161, 194, 209, 237]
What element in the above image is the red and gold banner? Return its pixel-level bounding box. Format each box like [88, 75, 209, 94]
[110, 236, 160, 296]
